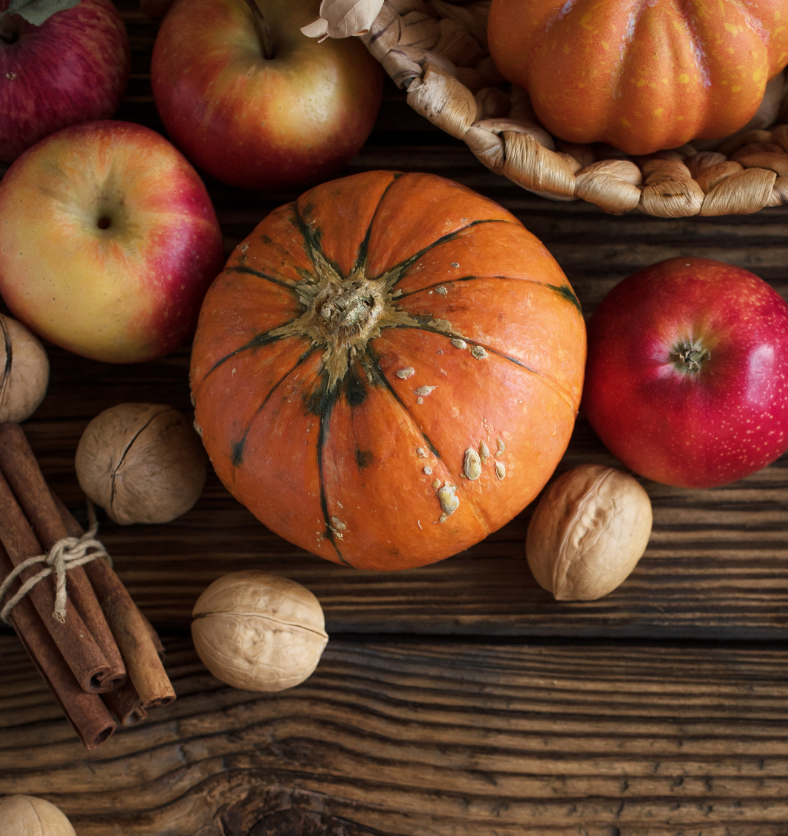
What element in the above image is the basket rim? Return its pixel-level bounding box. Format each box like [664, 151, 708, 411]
[359, 0, 788, 218]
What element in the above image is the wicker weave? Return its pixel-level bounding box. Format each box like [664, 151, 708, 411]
[358, 0, 788, 217]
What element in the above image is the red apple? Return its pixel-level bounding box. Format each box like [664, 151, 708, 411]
[582, 257, 788, 489]
[0, 0, 130, 162]
[150, 0, 383, 191]
[0, 120, 225, 364]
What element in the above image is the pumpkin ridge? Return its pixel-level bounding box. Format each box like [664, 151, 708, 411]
[305, 358, 387, 564]
[387, 322, 579, 413]
[375, 219, 514, 285]
[594, 1, 649, 139]
[627, 3, 709, 144]
[365, 343, 494, 535]
[681, 4, 711, 88]
[614, 2, 646, 84]
[315, 391, 351, 566]
[226, 264, 304, 293]
[351, 172, 404, 276]
[293, 197, 345, 281]
[483, 343, 579, 414]
[229, 345, 321, 469]
[728, 0, 770, 46]
[365, 344, 442, 459]
[202, 327, 307, 382]
[396, 275, 582, 312]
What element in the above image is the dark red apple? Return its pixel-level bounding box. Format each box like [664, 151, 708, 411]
[582, 257, 788, 489]
[0, 0, 130, 162]
[150, 0, 383, 191]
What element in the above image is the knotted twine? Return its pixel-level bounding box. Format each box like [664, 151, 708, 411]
[0, 502, 111, 625]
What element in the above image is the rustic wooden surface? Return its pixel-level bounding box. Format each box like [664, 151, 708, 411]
[4, 635, 788, 836]
[2, 2, 788, 833]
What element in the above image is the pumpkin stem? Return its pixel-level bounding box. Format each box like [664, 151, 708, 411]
[318, 282, 379, 335]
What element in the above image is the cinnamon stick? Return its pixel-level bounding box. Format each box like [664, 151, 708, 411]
[53, 493, 176, 710]
[101, 609, 169, 725]
[141, 610, 166, 657]
[0, 546, 116, 749]
[101, 679, 148, 727]
[0, 422, 126, 692]
[0, 468, 112, 693]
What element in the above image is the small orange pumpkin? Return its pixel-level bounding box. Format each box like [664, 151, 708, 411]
[488, 0, 788, 156]
[190, 171, 586, 570]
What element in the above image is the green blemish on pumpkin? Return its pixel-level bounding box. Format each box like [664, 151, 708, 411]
[293, 202, 333, 272]
[306, 370, 335, 418]
[553, 284, 582, 312]
[344, 365, 368, 408]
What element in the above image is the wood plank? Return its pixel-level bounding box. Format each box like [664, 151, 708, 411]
[2, 0, 788, 643]
[18, 397, 788, 639]
[2, 634, 788, 835]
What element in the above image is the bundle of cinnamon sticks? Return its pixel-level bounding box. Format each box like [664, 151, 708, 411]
[0, 421, 175, 749]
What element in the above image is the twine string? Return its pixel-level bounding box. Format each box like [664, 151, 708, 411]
[0, 502, 111, 625]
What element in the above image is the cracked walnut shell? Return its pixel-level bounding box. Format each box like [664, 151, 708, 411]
[192, 571, 329, 692]
[0, 314, 49, 423]
[75, 403, 208, 525]
[526, 464, 652, 601]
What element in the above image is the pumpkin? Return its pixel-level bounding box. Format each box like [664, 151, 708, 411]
[487, 0, 788, 156]
[190, 171, 586, 571]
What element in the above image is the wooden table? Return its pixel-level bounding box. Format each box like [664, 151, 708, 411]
[2, 4, 788, 833]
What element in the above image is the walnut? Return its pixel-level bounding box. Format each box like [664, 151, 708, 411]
[0, 795, 76, 836]
[192, 571, 329, 692]
[526, 464, 652, 601]
[75, 403, 207, 525]
[0, 314, 49, 423]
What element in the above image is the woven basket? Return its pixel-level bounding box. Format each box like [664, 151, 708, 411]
[356, 0, 788, 217]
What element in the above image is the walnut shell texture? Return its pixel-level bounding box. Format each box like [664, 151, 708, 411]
[0, 314, 49, 423]
[191, 571, 329, 692]
[0, 795, 76, 836]
[75, 402, 208, 525]
[526, 464, 652, 601]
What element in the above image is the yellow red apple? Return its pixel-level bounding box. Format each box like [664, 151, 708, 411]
[150, 0, 384, 191]
[0, 120, 225, 364]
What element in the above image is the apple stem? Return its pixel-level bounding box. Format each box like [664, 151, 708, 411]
[673, 341, 711, 373]
[0, 17, 18, 45]
[242, 0, 275, 60]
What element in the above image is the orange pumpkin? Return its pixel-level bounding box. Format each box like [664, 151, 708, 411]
[488, 0, 788, 156]
[190, 171, 586, 570]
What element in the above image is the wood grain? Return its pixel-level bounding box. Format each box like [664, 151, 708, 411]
[18, 396, 788, 639]
[4, 5, 784, 639]
[3, 2, 788, 832]
[2, 634, 788, 835]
